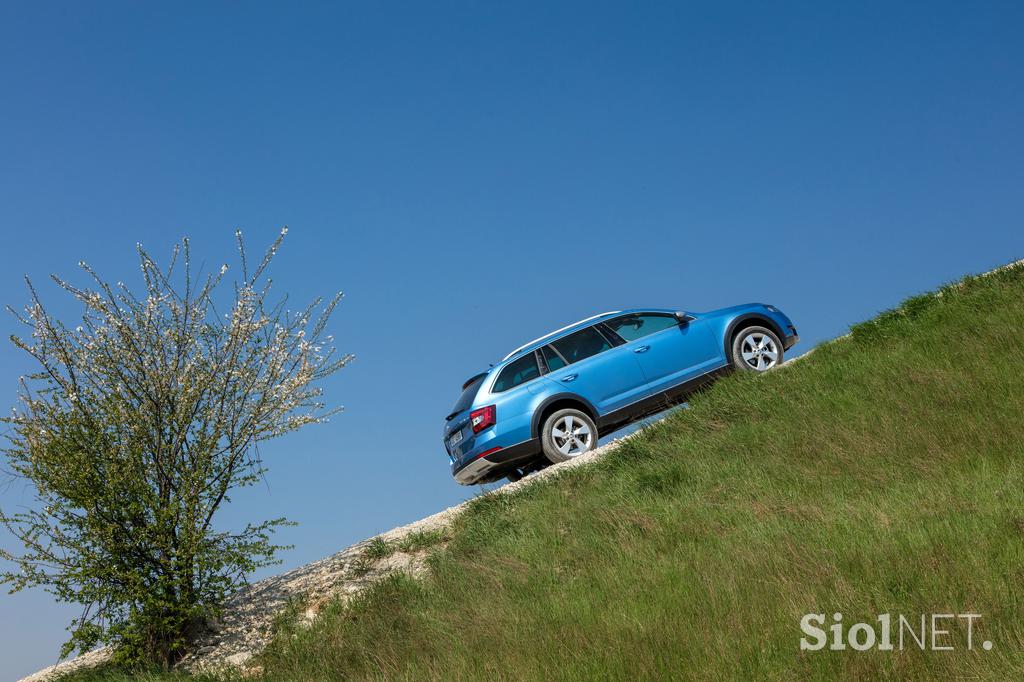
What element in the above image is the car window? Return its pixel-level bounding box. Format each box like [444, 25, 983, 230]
[451, 373, 486, 414]
[542, 346, 566, 371]
[549, 326, 613, 365]
[492, 353, 541, 392]
[605, 314, 679, 342]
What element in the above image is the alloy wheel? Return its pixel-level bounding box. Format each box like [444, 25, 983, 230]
[551, 414, 593, 456]
[740, 332, 779, 371]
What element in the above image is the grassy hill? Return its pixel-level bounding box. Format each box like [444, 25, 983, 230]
[74, 262, 1024, 681]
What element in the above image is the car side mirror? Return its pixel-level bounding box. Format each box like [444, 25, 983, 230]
[674, 311, 696, 324]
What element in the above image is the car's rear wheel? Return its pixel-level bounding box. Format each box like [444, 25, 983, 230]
[541, 408, 597, 463]
[731, 325, 783, 372]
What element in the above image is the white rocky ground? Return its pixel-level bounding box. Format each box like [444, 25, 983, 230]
[19, 431, 639, 681]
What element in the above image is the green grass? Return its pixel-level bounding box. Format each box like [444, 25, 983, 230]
[358, 528, 449, 563]
[354, 528, 449, 568]
[66, 262, 1024, 681]
[362, 536, 394, 560]
[395, 528, 449, 553]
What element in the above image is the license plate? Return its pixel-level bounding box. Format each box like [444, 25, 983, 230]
[448, 430, 463, 449]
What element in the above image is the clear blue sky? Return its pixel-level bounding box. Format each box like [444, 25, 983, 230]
[1, 1, 1021, 676]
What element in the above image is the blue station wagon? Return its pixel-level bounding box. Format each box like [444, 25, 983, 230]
[443, 305, 798, 485]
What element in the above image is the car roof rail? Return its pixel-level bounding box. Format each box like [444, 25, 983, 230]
[501, 311, 620, 361]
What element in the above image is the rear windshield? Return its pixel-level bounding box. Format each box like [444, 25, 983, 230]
[450, 374, 486, 415]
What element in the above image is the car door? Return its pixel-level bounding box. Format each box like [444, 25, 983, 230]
[602, 313, 722, 396]
[541, 324, 648, 414]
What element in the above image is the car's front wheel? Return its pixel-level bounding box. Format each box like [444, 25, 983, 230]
[731, 325, 783, 372]
[540, 408, 597, 463]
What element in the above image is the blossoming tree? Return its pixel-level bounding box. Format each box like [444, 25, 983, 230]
[0, 229, 350, 666]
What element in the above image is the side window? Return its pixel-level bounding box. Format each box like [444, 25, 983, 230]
[549, 326, 613, 365]
[604, 314, 679, 342]
[542, 346, 566, 371]
[492, 353, 540, 392]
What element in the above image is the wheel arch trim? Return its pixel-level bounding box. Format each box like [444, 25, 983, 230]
[530, 393, 600, 440]
[723, 313, 785, 357]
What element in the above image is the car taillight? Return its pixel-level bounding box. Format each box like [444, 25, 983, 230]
[470, 405, 496, 433]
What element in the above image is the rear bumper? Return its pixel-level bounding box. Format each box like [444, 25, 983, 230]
[783, 325, 799, 350]
[452, 438, 541, 485]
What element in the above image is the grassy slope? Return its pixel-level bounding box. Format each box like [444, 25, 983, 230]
[74, 264, 1024, 681]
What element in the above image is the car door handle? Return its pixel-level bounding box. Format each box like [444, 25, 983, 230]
[560, 374, 578, 382]
[632, 345, 650, 353]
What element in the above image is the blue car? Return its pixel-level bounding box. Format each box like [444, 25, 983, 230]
[444, 305, 798, 485]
